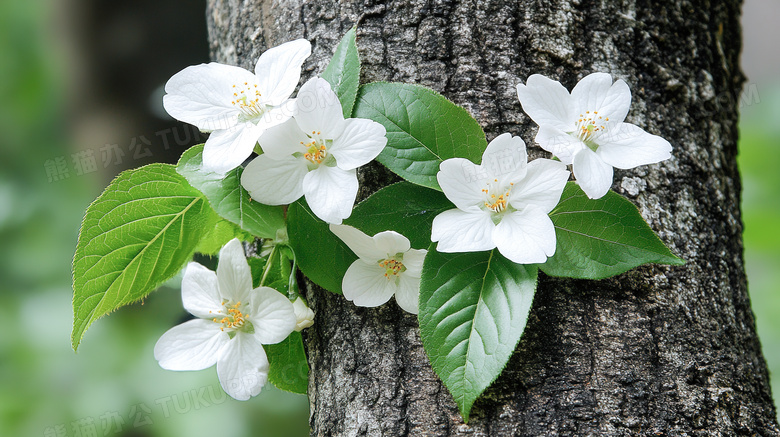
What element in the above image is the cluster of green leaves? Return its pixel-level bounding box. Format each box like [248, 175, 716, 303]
[286, 30, 683, 420]
[72, 28, 683, 418]
[71, 144, 308, 395]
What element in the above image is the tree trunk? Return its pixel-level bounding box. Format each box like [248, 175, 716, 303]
[206, 0, 779, 435]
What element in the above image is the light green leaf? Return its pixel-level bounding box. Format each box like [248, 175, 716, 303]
[287, 199, 356, 294]
[195, 219, 253, 256]
[345, 181, 452, 249]
[541, 182, 685, 279]
[352, 83, 487, 190]
[72, 164, 215, 350]
[321, 27, 360, 118]
[265, 331, 309, 394]
[177, 144, 285, 239]
[419, 247, 538, 421]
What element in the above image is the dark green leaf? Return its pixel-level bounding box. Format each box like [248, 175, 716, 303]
[419, 247, 538, 421]
[248, 245, 295, 296]
[177, 144, 285, 239]
[72, 164, 214, 350]
[345, 181, 452, 249]
[287, 199, 356, 294]
[541, 182, 685, 279]
[265, 331, 309, 394]
[353, 83, 487, 190]
[321, 27, 360, 118]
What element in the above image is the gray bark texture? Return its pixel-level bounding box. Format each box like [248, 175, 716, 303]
[206, 0, 779, 435]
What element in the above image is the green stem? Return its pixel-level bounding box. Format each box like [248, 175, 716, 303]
[259, 244, 278, 287]
[287, 254, 299, 300]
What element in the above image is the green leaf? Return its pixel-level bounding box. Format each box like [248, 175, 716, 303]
[177, 144, 286, 239]
[72, 164, 214, 350]
[248, 245, 295, 296]
[195, 219, 253, 256]
[287, 199, 356, 294]
[541, 182, 685, 279]
[248, 256, 309, 394]
[345, 181, 453, 249]
[321, 27, 360, 118]
[353, 83, 487, 190]
[265, 331, 309, 394]
[419, 247, 538, 421]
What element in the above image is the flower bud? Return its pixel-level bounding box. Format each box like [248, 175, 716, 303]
[292, 297, 314, 331]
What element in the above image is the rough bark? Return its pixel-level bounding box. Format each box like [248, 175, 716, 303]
[206, 0, 779, 435]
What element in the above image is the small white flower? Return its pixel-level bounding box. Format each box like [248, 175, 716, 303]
[241, 77, 387, 224]
[292, 297, 315, 331]
[329, 224, 427, 314]
[154, 239, 297, 401]
[516, 72, 672, 199]
[163, 39, 311, 175]
[431, 133, 570, 264]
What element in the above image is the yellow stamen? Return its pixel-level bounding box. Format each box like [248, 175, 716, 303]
[303, 140, 328, 164]
[213, 301, 248, 330]
[379, 258, 406, 278]
[483, 181, 513, 213]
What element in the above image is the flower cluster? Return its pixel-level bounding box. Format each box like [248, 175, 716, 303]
[156, 36, 674, 401]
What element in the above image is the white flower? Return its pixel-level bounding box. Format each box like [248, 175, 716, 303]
[163, 39, 311, 175]
[241, 77, 387, 224]
[431, 133, 570, 264]
[292, 297, 314, 331]
[516, 72, 672, 199]
[329, 224, 427, 314]
[154, 239, 297, 401]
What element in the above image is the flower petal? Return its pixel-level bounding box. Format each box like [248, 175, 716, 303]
[572, 148, 614, 199]
[247, 287, 297, 344]
[181, 262, 222, 318]
[294, 77, 346, 139]
[202, 123, 265, 175]
[257, 117, 310, 160]
[241, 154, 309, 205]
[373, 231, 411, 258]
[431, 208, 496, 253]
[480, 133, 528, 182]
[342, 260, 396, 308]
[254, 39, 311, 106]
[216, 333, 269, 401]
[510, 158, 570, 214]
[493, 206, 557, 264]
[570, 73, 631, 125]
[437, 158, 488, 211]
[302, 166, 358, 224]
[596, 123, 672, 169]
[329, 224, 384, 261]
[163, 63, 254, 130]
[401, 248, 427, 277]
[394, 273, 421, 314]
[154, 319, 228, 371]
[330, 118, 388, 170]
[516, 74, 573, 131]
[217, 238, 253, 303]
[535, 125, 583, 165]
[251, 99, 296, 132]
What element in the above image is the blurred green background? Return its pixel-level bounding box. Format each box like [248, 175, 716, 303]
[0, 0, 777, 436]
